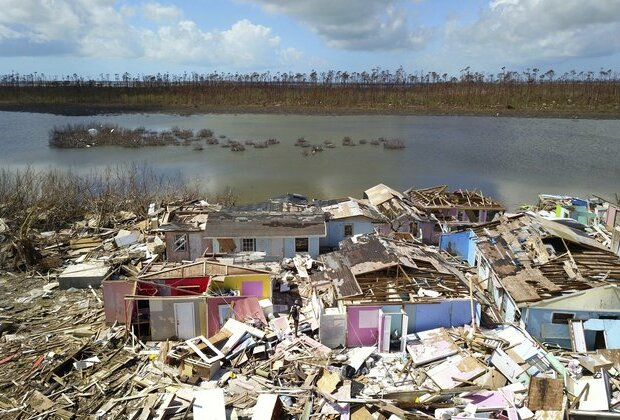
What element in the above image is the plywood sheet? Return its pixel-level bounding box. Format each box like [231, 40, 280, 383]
[426, 355, 486, 390]
[407, 328, 458, 366]
[528, 377, 564, 410]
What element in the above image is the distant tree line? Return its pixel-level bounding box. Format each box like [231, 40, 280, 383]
[0, 67, 618, 115]
[0, 66, 617, 87]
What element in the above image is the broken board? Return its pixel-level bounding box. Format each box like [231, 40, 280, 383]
[528, 377, 564, 411]
[407, 328, 458, 366]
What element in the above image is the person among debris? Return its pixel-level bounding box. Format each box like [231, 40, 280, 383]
[289, 299, 301, 336]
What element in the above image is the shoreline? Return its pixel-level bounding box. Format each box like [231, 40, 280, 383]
[1, 103, 619, 120]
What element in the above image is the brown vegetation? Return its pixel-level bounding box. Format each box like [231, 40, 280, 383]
[0, 68, 618, 117]
[0, 165, 203, 233]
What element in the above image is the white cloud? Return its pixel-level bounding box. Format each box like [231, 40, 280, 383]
[447, 0, 620, 64]
[278, 47, 303, 65]
[141, 19, 286, 66]
[245, 0, 430, 51]
[0, 24, 21, 40]
[0, 0, 81, 43]
[142, 2, 182, 21]
[0, 0, 299, 67]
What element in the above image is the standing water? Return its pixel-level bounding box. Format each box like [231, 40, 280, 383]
[0, 111, 618, 208]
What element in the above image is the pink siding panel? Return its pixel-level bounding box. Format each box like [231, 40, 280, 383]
[346, 306, 380, 347]
[241, 281, 265, 298]
[206, 296, 245, 337]
[102, 280, 136, 325]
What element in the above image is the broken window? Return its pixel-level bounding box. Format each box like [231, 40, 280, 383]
[552, 312, 574, 324]
[218, 304, 233, 327]
[217, 238, 236, 253]
[241, 238, 256, 252]
[295, 237, 309, 253]
[344, 224, 353, 237]
[174, 234, 187, 252]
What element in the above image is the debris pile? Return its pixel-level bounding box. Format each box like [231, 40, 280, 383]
[1, 185, 620, 418]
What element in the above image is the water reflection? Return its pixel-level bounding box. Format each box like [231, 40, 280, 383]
[0, 112, 618, 209]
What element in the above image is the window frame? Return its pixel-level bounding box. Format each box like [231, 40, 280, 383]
[174, 233, 187, 252]
[344, 224, 354, 237]
[241, 238, 256, 252]
[295, 237, 309, 253]
[551, 312, 575, 324]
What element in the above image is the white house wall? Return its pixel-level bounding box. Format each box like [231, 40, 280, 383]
[209, 236, 320, 258]
[270, 238, 285, 257]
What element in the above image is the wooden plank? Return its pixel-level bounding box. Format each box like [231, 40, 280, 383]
[490, 349, 526, 384]
[251, 394, 283, 420]
[569, 320, 587, 353]
[528, 377, 564, 411]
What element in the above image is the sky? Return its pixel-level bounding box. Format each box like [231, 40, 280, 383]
[0, 0, 619, 78]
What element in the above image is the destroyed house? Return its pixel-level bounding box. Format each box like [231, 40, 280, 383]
[156, 201, 219, 262]
[363, 183, 424, 236]
[103, 260, 269, 341]
[537, 194, 598, 226]
[319, 197, 390, 250]
[605, 202, 620, 256]
[307, 234, 487, 352]
[203, 210, 326, 259]
[406, 185, 505, 245]
[521, 285, 620, 351]
[470, 213, 620, 344]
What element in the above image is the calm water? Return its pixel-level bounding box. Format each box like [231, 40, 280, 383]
[0, 111, 619, 209]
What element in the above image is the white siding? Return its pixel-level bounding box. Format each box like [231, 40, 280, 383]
[207, 236, 319, 259]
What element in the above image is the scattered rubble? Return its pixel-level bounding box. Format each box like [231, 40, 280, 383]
[1, 185, 620, 418]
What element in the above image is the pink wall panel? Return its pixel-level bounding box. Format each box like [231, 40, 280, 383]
[346, 306, 380, 347]
[206, 296, 245, 337]
[241, 281, 264, 298]
[102, 280, 136, 325]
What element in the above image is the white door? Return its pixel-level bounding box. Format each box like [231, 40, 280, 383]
[401, 313, 409, 353]
[378, 313, 392, 353]
[174, 302, 196, 339]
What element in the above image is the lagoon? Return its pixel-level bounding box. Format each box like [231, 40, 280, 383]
[0, 111, 618, 208]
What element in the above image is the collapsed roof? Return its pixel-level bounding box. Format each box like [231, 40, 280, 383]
[474, 213, 620, 303]
[406, 185, 505, 211]
[310, 234, 474, 305]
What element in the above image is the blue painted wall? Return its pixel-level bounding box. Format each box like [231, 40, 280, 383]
[404, 299, 480, 332]
[439, 230, 477, 266]
[321, 217, 376, 249]
[523, 307, 620, 349]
